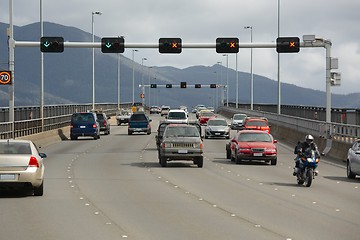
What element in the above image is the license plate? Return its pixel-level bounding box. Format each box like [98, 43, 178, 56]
[121, 118, 124, 120]
[0, 174, 16, 180]
[253, 153, 263, 157]
[215, 133, 221, 135]
[80, 126, 86, 128]
[178, 149, 188, 154]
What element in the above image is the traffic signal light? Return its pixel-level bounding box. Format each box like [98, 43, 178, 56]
[210, 84, 217, 88]
[195, 84, 201, 88]
[150, 84, 157, 88]
[276, 37, 300, 53]
[180, 82, 187, 88]
[216, 37, 239, 53]
[166, 84, 172, 88]
[40, 37, 64, 52]
[159, 38, 182, 54]
[101, 37, 125, 53]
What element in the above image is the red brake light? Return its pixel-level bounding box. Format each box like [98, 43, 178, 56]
[92, 124, 97, 128]
[29, 156, 39, 168]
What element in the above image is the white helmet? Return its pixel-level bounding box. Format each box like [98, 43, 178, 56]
[305, 134, 314, 143]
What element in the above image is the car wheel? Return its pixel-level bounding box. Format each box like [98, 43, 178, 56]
[34, 181, 44, 196]
[70, 135, 77, 140]
[196, 157, 203, 168]
[347, 160, 356, 179]
[128, 130, 132, 135]
[226, 147, 231, 159]
[205, 135, 208, 139]
[271, 158, 277, 166]
[230, 151, 235, 162]
[160, 157, 167, 167]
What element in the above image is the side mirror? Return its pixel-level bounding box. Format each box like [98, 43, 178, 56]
[231, 139, 238, 143]
[39, 153, 47, 158]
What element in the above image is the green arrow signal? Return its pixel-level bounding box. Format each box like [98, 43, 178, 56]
[44, 41, 50, 48]
[105, 42, 112, 48]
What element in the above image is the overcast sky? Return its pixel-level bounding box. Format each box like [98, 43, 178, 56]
[1, 0, 359, 95]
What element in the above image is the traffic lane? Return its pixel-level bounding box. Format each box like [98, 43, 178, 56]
[149, 134, 360, 240]
[67, 120, 286, 240]
[0, 123, 131, 239]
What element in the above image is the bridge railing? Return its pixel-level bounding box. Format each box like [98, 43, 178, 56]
[221, 107, 360, 144]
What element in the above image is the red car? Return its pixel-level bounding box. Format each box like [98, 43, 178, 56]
[243, 118, 270, 133]
[226, 130, 277, 165]
[198, 111, 216, 125]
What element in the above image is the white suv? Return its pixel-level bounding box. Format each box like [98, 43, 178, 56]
[166, 109, 189, 123]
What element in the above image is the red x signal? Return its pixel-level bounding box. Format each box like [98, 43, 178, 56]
[289, 41, 296, 47]
[230, 42, 236, 48]
[172, 42, 178, 48]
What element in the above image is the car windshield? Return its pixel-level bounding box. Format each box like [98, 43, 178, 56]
[237, 133, 272, 142]
[131, 114, 147, 121]
[208, 119, 227, 126]
[0, 142, 31, 154]
[72, 113, 95, 123]
[233, 114, 246, 120]
[164, 126, 200, 138]
[246, 121, 267, 127]
[201, 112, 214, 117]
[168, 112, 186, 119]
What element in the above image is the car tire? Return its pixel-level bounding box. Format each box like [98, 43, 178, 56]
[160, 157, 167, 167]
[196, 157, 203, 168]
[34, 181, 44, 196]
[235, 156, 242, 164]
[70, 135, 77, 140]
[271, 158, 277, 166]
[226, 147, 231, 159]
[128, 130, 132, 135]
[205, 135, 208, 139]
[347, 160, 356, 179]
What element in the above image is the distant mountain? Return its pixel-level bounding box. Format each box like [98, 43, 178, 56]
[0, 22, 359, 109]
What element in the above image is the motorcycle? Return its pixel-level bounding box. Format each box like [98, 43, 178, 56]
[294, 149, 320, 187]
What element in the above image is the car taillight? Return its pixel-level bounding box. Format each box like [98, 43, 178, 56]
[104, 121, 107, 126]
[28, 156, 39, 168]
[92, 124, 97, 128]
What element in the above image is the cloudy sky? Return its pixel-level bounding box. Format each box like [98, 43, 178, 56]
[1, 0, 359, 95]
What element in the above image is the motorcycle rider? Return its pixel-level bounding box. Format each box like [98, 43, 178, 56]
[293, 134, 320, 176]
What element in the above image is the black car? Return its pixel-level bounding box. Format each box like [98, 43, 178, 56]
[128, 112, 152, 135]
[70, 112, 100, 140]
[96, 112, 110, 135]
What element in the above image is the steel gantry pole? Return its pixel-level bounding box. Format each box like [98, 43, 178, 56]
[132, 49, 138, 105]
[40, 0, 44, 131]
[277, 0, 281, 114]
[8, 0, 15, 138]
[141, 57, 147, 106]
[223, 54, 229, 107]
[244, 26, 253, 110]
[91, 11, 102, 110]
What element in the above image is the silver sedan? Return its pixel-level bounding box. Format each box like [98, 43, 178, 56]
[0, 139, 47, 196]
[205, 118, 230, 139]
[347, 139, 360, 179]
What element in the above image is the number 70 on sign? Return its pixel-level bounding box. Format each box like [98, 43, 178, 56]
[0, 71, 12, 85]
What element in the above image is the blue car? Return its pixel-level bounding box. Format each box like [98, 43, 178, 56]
[70, 112, 100, 140]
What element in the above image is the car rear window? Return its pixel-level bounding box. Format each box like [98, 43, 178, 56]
[131, 114, 147, 121]
[246, 121, 268, 127]
[238, 133, 272, 142]
[164, 126, 200, 138]
[96, 114, 104, 120]
[0, 142, 31, 154]
[72, 113, 95, 123]
[168, 112, 186, 119]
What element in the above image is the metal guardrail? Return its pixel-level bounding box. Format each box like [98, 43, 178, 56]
[0, 103, 133, 139]
[221, 107, 360, 144]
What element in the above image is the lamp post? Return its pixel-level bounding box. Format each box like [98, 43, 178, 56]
[244, 26, 253, 110]
[217, 61, 224, 105]
[132, 49, 138, 105]
[92, 11, 102, 110]
[277, 0, 281, 114]
[141, 57, 147, 106]
[117, 36, 124, 111]
[222, 54, 229, 107]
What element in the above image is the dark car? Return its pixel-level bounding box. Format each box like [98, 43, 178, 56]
[128, 112, 152, 135]
[96, 112, 110, 135]
[347, 139, 360, 179]
[70, 112, 100, 140]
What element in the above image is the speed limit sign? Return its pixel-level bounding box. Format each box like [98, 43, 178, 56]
[0, 71, 12, 85]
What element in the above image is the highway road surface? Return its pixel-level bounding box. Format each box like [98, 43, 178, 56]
[1, 114, 359, 240]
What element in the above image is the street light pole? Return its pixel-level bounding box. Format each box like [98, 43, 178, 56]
[244, 26, 253, 110]
[92, 11, 102, 111]
[40, 0, 44, 131]
[223, 54, 229, 107]
[277, 0, 281, 114]
[217, 61, 223, 105]
[141, 57, 147, 107]
[132, 49, 138, 105]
